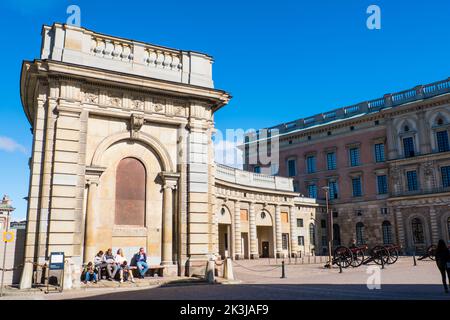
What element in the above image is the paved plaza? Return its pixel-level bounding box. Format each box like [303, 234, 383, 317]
[1, 257, 449, 300]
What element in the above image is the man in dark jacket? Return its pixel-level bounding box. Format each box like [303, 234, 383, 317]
[134, 247, 149, 279]
[435, 239, 450, 294]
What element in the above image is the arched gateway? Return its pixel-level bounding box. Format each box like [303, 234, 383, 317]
[19, 23, 319, 289]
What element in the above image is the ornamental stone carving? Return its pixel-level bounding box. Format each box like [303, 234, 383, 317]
[130, 113, 145, 139]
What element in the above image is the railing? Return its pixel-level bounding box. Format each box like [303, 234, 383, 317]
[215, 163, 294, 192]
[262, 77, 450, 136]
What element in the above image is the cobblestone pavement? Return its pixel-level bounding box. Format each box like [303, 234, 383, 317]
[1, 257, 449, 300]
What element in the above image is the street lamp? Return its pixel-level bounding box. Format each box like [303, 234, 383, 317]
[322, 186, 333, 269]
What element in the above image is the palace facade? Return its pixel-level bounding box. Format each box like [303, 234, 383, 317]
[245, 77, 450, 255]
[19, 24, 320, 288]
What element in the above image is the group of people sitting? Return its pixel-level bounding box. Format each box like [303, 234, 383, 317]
[82, 247, 149, 284]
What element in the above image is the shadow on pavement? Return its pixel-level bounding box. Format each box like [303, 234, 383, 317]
[71, 283, 450, 300]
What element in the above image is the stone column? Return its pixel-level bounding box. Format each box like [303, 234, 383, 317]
[289, 205, 299, 257]
[249, 202, 258, 259]
[275, 205, 283, 258]
[429, 206, 439, 244]
[84, 175, 100, 263]
[234, 200, 242, 259]
[162, 181, 177, 266]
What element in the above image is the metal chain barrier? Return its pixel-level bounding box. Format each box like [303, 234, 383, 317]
[0, 260, 47, 272]
[231, 259, 282, 273]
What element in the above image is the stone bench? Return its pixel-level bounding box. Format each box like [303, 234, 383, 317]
[130, 265, 165, 277]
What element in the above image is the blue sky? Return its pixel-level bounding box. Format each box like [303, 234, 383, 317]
[1, 0, 450, 220]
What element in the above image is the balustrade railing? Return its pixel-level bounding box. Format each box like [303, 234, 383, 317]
[264, 77, 450, 135]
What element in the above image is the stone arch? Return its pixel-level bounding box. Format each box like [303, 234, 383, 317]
[91, 131, 175, 172]
[88, 138, 166, 265]
[218, 205, 232, 224]
[256, 208, 274, 226]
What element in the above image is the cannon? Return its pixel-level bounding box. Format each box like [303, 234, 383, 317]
[383, 244, 401, 264]
[418, 244, 450, 261]
[361, 245, 390, 266]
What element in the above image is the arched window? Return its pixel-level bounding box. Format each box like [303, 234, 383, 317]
[309, 223, 316, 246]
[411, 218, 425, 244]
[356, 222, 365, 245]
[115, 158, 146, 226]
[382, 221, 393, 245]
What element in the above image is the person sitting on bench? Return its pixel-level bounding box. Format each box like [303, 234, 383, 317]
[133, 247, 149, 279]
[103, 248, 119, 281]
[115, 248, 135, 283]
[94, 250, 107, 280]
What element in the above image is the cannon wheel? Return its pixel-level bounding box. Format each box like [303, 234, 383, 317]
[427, 245, 437, 261]
[333, 246, 353, 268]
[351, 250, 365, 267]
[371, 245, 390, 265]
[385, 246, 398, 264]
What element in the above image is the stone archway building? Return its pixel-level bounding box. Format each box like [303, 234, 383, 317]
[19, 24, 321, 288]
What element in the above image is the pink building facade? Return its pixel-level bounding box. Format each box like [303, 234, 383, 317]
[245, 78, 450, 254]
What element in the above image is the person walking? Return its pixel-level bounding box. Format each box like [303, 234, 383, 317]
[435, 239, 450, 294]
[134, 247, 149, 279]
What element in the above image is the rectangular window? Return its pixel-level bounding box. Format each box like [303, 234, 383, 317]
[253, 166, 261, 173]
[328, 181, 338, 199]
[321, 236, 328, 247]
[307, 184, 317, 199]
[352, 177, 362, 197]
[298, 236, 304, 246]
[282, 233, 289, 250]
[297, 218, 304, 228]
[349, 147, 360, 167]
[406, 170, 419, 191]
[321, 219, 327, 229]
[287, 159, 297, 177]
[327, 152, 337, 170]
[437, 131, 450, 153]
[306, 156, 316, 174]
[374, 143, 385, 162]
[377, 175, 388, 194]
[441, 166, 450, 188]
[403, 137, 415, 158]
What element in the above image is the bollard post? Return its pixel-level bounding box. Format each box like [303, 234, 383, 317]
[295, 254, 298, 265]
[339, 257, 343, 273]
[281, 260, 286, 279]
[413, 250, 417, 267]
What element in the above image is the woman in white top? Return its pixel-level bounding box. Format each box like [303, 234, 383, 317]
[115, 249, 135, 283]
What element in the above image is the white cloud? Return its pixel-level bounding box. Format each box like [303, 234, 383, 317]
[0, 136, 27, 155]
